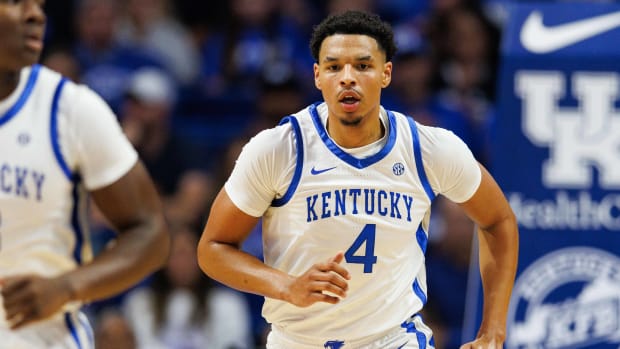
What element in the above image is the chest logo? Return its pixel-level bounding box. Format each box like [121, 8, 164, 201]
[393, 162, 405, 176]
[17, 132, 31, 146]
[311, 166, 337, 175]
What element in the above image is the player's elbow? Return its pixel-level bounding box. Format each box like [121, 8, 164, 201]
[196, 233, 223, 278]
[482, 206, 518, 236]
[196, 235, 211, 275]
[150, 215, 171, 268]
[133, 212, 171, 271]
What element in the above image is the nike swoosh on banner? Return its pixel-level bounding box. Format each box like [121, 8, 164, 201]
[521, 10, 620, 53]
[310, 166, 337, 175]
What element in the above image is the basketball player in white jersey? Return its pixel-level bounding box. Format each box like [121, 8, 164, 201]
[198, 10, 518, 349]
[0, 1, 170, 348]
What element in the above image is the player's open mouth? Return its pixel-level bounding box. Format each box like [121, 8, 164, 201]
[340, 96, 359, 104]
[339, 92, 361, 112]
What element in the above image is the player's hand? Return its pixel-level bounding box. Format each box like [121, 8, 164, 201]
[0, 274, 73, 329]
[285, 252, 351, 307]
[460, 333, 504, 349]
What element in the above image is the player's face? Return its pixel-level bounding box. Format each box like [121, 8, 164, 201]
[0, 0, 46, 72]
[314, 34, 392, 125]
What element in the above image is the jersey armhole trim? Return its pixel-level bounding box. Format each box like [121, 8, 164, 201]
[50, 77, 74, 181]
[407, 117, 436, 202]
[272, 116, 303, 207]
[0, 64, 41, 126]
[50, 78, 87, 263]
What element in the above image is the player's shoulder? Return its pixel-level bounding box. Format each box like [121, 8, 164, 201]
[36, 65, 100, 101]
[26, 64, 64, 94]
[34, 66, 119, 130]
[387, 109, 469, 163]
[35, 64, 62, 80]
[386, 108, 459, 144]
[252, 105, 311, 144]
[416, 122, 461, 145]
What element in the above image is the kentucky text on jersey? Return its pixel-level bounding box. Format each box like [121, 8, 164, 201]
[306, 188, 415, 222]
[0, 162, 45, 201]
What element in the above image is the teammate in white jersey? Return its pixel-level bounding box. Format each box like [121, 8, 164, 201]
[0, 2, 170, 348]
[198, 10, 518, 349]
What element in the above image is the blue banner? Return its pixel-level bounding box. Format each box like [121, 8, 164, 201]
[463, 3, 620, 348]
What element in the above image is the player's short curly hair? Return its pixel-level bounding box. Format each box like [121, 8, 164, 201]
[309, 10, 397, 63]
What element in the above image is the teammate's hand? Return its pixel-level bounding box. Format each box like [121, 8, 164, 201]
[0, 274, 73, 329]
[284, 252, 351, 307]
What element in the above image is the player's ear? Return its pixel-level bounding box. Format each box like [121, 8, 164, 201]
[381, 61, 392, 88]
[314, 63, 321, 90]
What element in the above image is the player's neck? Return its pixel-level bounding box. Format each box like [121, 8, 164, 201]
[0, 70, 20, 101]
[327, 111, 385, 149]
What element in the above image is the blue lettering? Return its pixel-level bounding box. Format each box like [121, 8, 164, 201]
[304, 189, 418, 223]
[32, 171, 45, 201]
[378, 190, 388, 216]
[390, 192, 402, 219]
[334, 189, 347, 216]
[1, 164, 11, 192]
[306, 195, 318, 222]
[403, 195, 413, 222]
[349, 189, 361, 214]
[364, 189, 375, 215]
[15, 167, 29, 198]
[321, 192, 332, 219]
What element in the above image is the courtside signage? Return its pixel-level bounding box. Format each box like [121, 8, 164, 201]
[464, 3, 620, 349]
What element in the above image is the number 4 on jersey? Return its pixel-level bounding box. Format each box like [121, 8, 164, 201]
[344, 224, 377, 273]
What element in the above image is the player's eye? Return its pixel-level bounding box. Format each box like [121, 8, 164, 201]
[358, 64, 369, 70]
[327, 65, 340, 71]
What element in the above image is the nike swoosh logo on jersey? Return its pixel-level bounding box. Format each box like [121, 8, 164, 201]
[521, 10, 620, 53]
[397, 341, 409, 349]
[310, 166, 337, 175]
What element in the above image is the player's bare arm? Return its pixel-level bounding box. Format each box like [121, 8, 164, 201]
[197, 188, 350, 307]
[458, 163, 519, 348]
[1, 161, 170, 329]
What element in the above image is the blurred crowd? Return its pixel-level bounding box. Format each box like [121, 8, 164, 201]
[40, 0, 508, 348]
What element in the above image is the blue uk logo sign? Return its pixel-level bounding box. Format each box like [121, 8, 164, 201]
[509, 71, 620, 232]
[516, 71, 620, 189]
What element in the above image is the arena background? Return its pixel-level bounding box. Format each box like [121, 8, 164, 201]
[38, 1, 620, 348]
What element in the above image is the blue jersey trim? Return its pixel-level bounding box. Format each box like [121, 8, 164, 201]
[0, 64, 41, 127]
[309, 103, 397, 169]
[413, 315, 428, 349]
[64, 312, 83, 349]
[407, 117, 435, 202]
[71, 176, 85, 264]
[78, 313, 94, 348]
[415, 225, 428, 254]
[412, 278, 427, 305]
[50, 78, 72, 180]
[272, 116, 303, 207]
[401, 314, 428, 349]
[50, 77, 85, 264]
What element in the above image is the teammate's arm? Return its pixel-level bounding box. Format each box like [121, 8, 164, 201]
[65, 160, 170, 301]
[1, 161, 169, 329]
[458, 163, 519, 349]
[197, 188, 350, 308]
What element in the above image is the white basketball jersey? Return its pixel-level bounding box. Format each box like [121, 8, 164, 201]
[0, 65, 137, 333]
[261, 103, 436, 343]
[0, 65, 91, 278]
